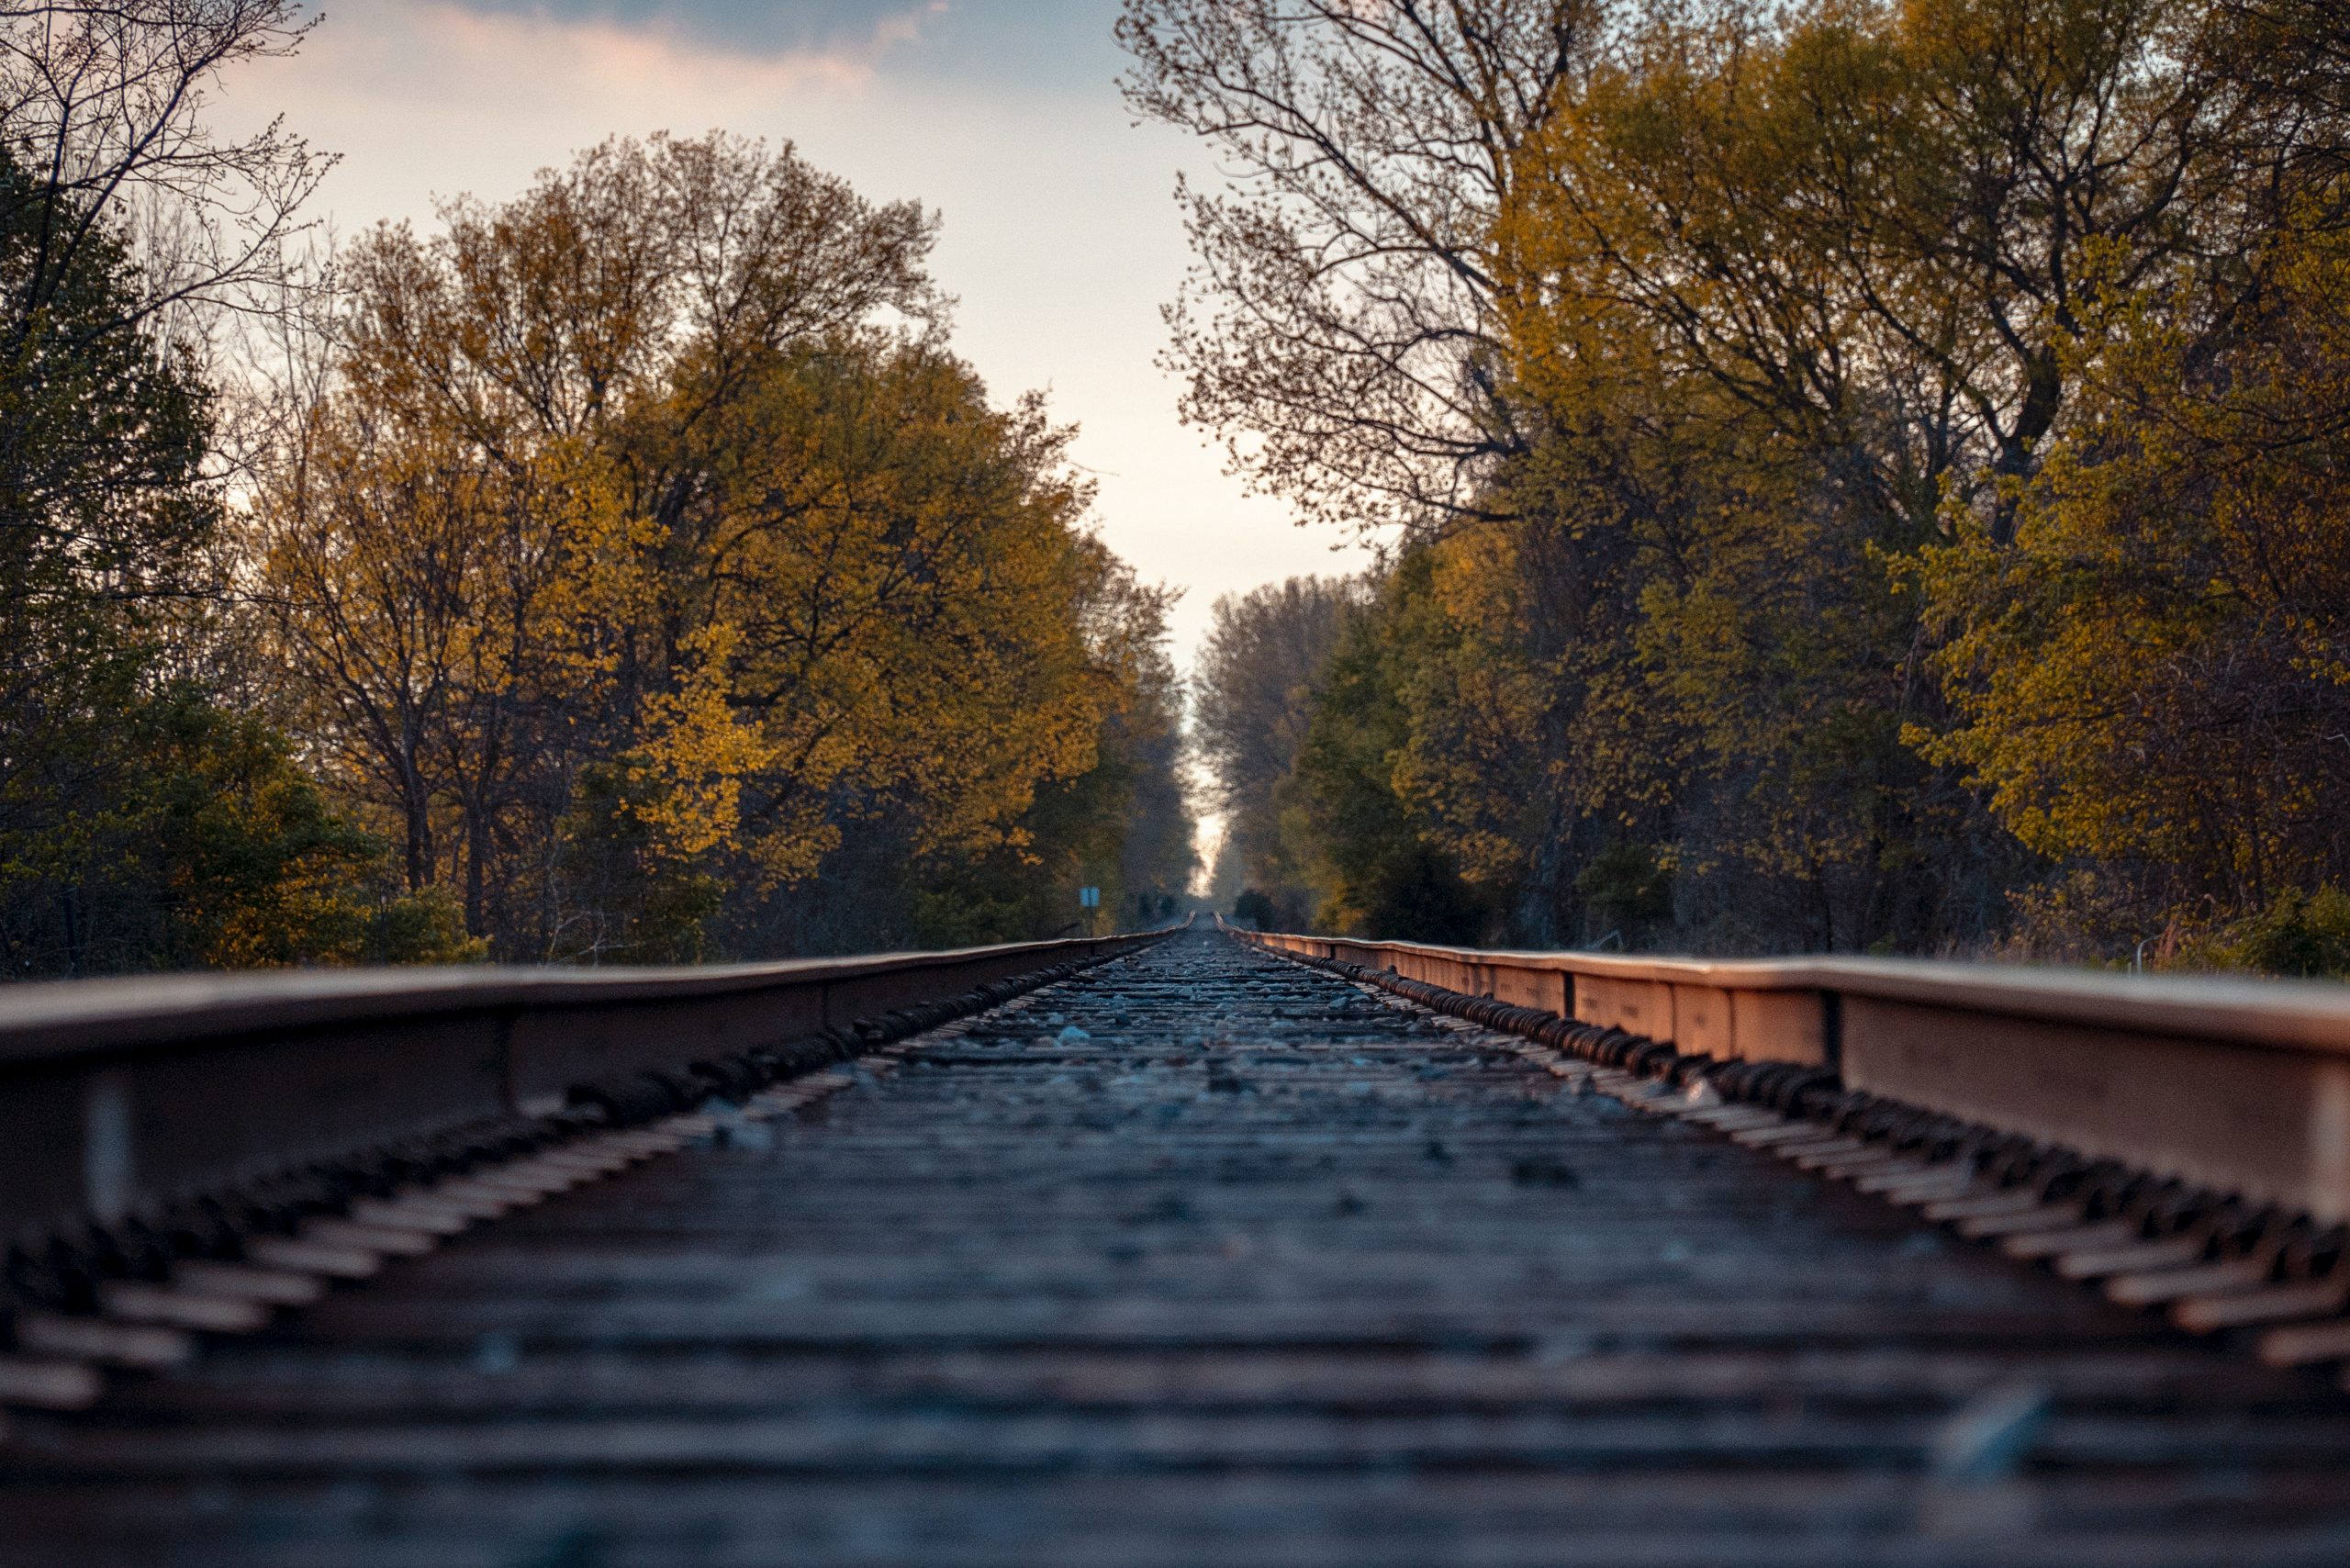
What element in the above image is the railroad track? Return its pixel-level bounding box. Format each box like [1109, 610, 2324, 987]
[7, 928, 2350, 1563]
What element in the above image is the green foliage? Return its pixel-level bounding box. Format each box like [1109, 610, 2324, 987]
[0, 148, 475, 977]
[1290, 561, 1489, 944]
[0, 152, 217, 973]
[129, 692, 482, 969]
[364, 888, 486, 968]
[553, 763, 726, 965]
[2, 685, 479, 975]
[1574, 843, 1673, 942]
[2198, 889, 2350, 980]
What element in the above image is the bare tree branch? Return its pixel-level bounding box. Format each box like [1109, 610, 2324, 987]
[1118, 0, 1602, 537]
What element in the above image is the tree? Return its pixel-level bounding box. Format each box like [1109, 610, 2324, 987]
[258, 133, 1190, 961]
[1478, 0, 2265, 948]
[1921, 196, 2350, 939]
[1291, 553, 1487, 942]
[1094, 563, 1200, 926]
[906, 552, 1195, 946]
[1192, 576, 1358, 920]
[1117, 0, 1602, 533]
[0, 1, 331, 346]
[1231, 887, 1276, 931]
[0, 154, 218, 793]
[1182, 0, 2350, 960]
[255, 135, 941, 955]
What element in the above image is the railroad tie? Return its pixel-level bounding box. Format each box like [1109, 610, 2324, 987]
[9, 930, 2350, 1564]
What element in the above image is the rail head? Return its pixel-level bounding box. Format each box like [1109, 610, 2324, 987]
[0, 928, 1175, 1247]
[0, 937, 1152, 1066]
[1232, 926, 2350, 1226]
[1237, 932, 2350, 1057]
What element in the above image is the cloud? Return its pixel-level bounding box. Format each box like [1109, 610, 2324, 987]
[423, 0, 950, 62]
[280, 2, 936, 119]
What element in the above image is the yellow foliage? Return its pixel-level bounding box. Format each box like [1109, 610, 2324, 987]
[630, 622, 778, 863]
[1921, 195, 2350, 908]
[252, 135, 1137, 957]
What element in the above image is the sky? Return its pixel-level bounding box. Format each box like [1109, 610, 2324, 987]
[222, 0, 1372, 678]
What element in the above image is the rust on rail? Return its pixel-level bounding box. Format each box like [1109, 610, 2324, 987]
[1237, 927, 2350, 1226]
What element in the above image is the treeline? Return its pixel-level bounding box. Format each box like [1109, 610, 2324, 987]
[2, 6, 1190, 977]
[1150, 0, 2350, 969]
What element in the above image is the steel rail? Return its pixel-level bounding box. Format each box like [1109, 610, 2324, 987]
[0, 931, 1169, 1249]
[1230, 927, 2350, 1226]
[1232, 924, 2350, 1383]
[0, 929, 1181, 1434]
[30, 929, 2350, 1563]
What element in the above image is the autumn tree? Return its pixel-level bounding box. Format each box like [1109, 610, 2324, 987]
[2, 18, 1189, 974]
[909, 552, 1196, 946]
[1189, 0, 2350, 965]
[1467, 0, 2263, 948]
[258, 133, 1189, 961]
[1922, 170, 2350, 957]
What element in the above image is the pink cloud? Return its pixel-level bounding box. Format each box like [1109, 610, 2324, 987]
[339, 2, 950, 103]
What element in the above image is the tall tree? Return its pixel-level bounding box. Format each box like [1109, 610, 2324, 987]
[1195, 0, 2350, 962]
[0, 1, 330, 345]
[1193, 576, 1358, 926]
[258, 134, 1188, 961]
[1921, 188, 2350, 948]
[0, 6, 461, 976]
[1118, 0, 1601, 534]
